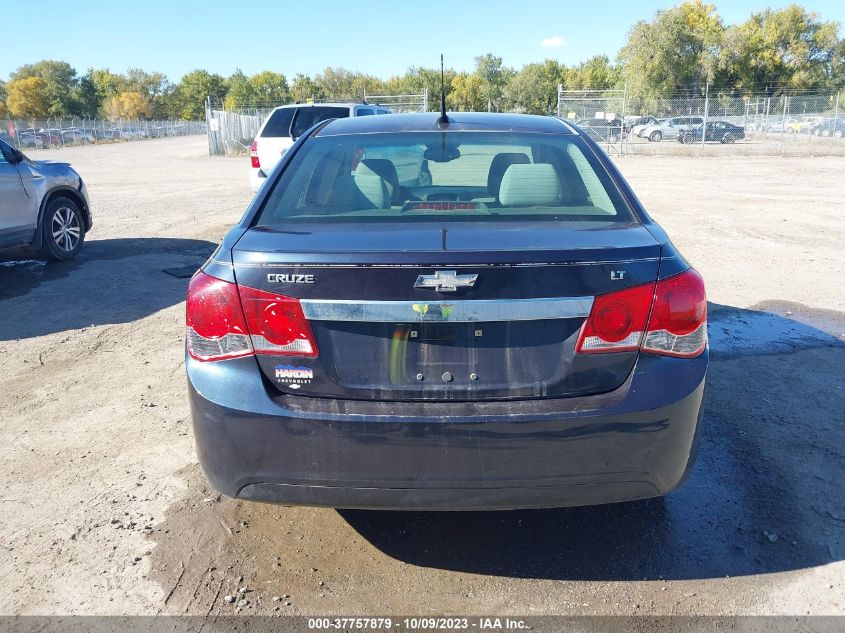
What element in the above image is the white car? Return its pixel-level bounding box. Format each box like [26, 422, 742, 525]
[641, 116, 704, 142]
[629, 116, 659, 138]
[249, 103, 392, 192]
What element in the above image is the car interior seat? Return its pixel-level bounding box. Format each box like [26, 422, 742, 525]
[498, 163, 561, 207]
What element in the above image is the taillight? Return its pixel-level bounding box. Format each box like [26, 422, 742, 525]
[576, 282, 654, 353]
[250, 140, 260, 169]
[237, 286, 319, 357]
[642, 268, 707, 357]
[575, 269, 707, 358]
[186, 272, 253, 361]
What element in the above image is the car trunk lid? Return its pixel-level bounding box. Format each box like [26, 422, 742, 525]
[231, 221, 661, 401]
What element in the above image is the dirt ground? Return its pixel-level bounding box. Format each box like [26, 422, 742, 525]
[1, 136, 843, 618]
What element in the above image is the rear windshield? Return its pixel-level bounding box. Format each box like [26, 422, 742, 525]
[255, 131, 635, 225]
[261, 106, 351, 138]
[291, 107, 350, 138]
[261, 108, 296, 137]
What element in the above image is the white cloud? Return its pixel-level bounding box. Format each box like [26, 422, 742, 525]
[540, 35, 566, 48]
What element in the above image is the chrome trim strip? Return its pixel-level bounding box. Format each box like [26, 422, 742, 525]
[232, 258, 660, 268]
[300, 297, 593, 323]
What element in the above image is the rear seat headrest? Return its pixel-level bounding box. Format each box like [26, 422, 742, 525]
[498, 163, 561, 207]
[487, 152, 530, 197]
[352, 163, 390, 208]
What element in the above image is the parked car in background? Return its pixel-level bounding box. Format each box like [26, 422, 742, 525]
[187, 111, 708, 510]
[0, 138, 92, 259]
[641, 116, 704, 142]
[679, 121, 746, 144]
[60, 128, 95, 144]
[15, 132, 44, 149]
[810, 118, 845, 138]
[787, 117, 823, 134]
[574, 118, 624, 144]
[249, 102, 392, 191]
[37, 129, 61, 147]
[628, 116, 659, 137]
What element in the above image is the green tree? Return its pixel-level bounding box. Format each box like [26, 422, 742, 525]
[172, 69, 226, 120]
[315, 67, 359, 99]
[0, 80, 6, 118]
[290, 73, 321, 102]
[224, 69, 256, 109]
[88, 68, 129, 98]
[449, 72, 486, 111]
[567, 55, 621, 90]
[10, 60, 80, 117]
[73, 73, 101, 118]
[7, 77, 49, 119]
[474, 53, 508, 111]
[719, 5, 845, 94]
[249, 71, 290, 105]
[619, 0, 723, 101]
[125, 68, 169, 98]
[505, 60, 567, 113]
[384, 66, 457, 111]
[315, 67, 384, 100]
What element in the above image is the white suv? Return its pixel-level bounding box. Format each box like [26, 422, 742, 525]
[249, 103, 392, 191]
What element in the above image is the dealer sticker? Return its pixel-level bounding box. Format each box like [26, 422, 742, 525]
[274, 365, 314, 387]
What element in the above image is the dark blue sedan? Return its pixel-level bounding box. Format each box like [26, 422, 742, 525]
[186, 112, 707, 510]
[679, 121, 745, 144]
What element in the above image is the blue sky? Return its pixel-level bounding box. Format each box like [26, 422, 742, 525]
[3, 0, 844, 81]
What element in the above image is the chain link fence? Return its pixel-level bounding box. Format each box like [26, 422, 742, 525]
[1, 118, 206, 150]
[557, 89, 628, 155]
[206, 92, 429, 156]
[558, 85, 845, 156]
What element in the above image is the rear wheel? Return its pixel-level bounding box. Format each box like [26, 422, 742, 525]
[723, 133, 736, 144]
[649, 130, 662, 142]
[39, 197, 85, 260]
[835, 130, 844, 139]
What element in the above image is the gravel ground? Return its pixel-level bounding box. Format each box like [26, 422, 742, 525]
[0, 136, 843, 617]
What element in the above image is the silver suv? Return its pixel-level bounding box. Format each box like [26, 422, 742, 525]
[0, 138, 92, 260]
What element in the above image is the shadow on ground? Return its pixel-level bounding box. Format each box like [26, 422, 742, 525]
[340, 301, 845, 581]
[0, 237, 215, 340]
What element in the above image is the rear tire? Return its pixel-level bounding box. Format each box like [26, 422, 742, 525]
[39, 197, 85, 261]
[835, 130, 844, 139]
[649, 130, 662, 142]
[723, 133, 736, 144]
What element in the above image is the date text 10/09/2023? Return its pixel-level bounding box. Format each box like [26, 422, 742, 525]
[307, 617, 530, 630]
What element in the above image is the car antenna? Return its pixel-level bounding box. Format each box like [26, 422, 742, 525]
[437, 54, 449, 126]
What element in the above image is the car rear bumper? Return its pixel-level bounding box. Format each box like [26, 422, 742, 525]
[187, 351, 707, 510]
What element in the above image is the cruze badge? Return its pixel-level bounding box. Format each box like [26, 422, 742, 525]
[267, 273, 315, 284]
[415, 270, 478, 293]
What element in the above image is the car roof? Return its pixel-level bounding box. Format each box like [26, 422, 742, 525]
[273, 102, 365, 110]
[315, 112, 577, 136]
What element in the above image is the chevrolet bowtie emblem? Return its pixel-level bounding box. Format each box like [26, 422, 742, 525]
[414, 270, 478, 293]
